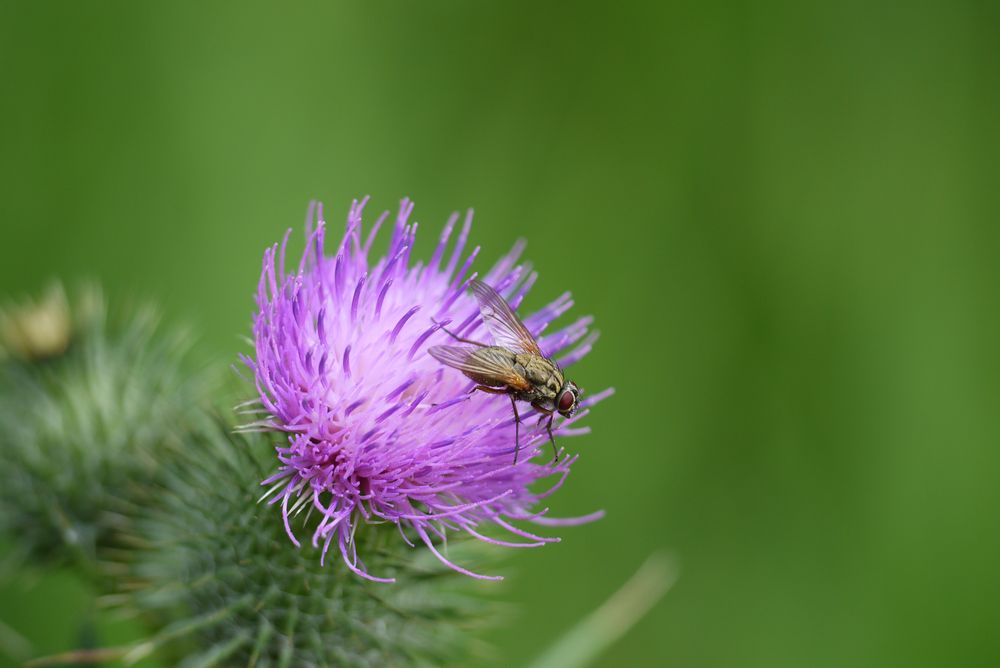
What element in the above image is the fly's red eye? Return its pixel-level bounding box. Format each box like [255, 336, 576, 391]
[558, 390, 575, 413]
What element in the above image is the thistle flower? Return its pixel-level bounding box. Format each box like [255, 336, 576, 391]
[0, 284, 204, 570]
[243, 198, 610, 582]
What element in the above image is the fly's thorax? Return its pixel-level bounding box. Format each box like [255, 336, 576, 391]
[515, 353, 564, 399]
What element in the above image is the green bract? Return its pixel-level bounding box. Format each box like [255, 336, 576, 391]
[0, 285, 205, 572]
[119, 423, 495, 668]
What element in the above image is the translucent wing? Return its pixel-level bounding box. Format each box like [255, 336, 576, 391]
[428, 344, 531, 391]
[469, 279, 543, 356]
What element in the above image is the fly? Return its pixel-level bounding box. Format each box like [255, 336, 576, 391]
[429, 279, 581, 463]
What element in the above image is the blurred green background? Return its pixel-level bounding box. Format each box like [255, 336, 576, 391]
[3, 1, 1000, 666]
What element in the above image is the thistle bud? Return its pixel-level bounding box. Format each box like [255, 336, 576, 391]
[0, 285, 205, 571]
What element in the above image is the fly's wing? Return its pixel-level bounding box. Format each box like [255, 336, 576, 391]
[469, 279, 543, 356]
[428, 344, 532, 391]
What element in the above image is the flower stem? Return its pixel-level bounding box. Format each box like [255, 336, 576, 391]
[528, 551, 678, 668]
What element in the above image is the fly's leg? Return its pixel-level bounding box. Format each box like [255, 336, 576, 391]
[509, 394, 522, 464]
[471, 384, 507, 395]
[432, 384, 504, 409]
[532, 403, 559, 463]
[432, 318, 489, 347]
[471, 385, 521, 463]
[546, 413, 558, 462]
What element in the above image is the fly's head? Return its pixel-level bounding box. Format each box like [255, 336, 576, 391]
[556, 381, 581, 418]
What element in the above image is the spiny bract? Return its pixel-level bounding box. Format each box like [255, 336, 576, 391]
[0, 285, 204, 570]
[122, 423, 494, 668]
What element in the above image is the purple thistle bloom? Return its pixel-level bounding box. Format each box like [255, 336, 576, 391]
[243, 198, 611, 582]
